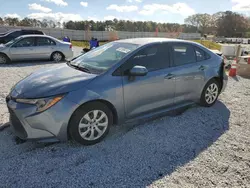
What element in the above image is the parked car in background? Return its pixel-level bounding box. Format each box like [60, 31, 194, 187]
[0, 29, 44, 44]
[0, 35, 73, 63]
[6, 38, 227, 145]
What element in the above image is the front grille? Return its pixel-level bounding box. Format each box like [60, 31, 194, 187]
[8, 108, 27, 139]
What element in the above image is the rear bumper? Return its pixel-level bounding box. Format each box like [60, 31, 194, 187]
[221, 73, 228, 93]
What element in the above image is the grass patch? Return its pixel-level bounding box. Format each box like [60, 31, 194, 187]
[71, 41, 108, 48]
[192, 40, 221, 50]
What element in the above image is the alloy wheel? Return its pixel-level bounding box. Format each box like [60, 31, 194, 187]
[205, 83, 219, 104]
[78, 110, 108, 141]
[0, 56, 7, 64]
[53, 53, 62, 62]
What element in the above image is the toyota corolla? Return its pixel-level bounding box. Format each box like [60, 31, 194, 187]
[6, 38, 227, 145]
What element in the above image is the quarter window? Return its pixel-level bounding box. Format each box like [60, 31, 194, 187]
[171, 44, 196, 66]
[195, 47, 206, 62]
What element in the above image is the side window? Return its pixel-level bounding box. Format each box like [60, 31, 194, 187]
[9, 31, 22, 38]
[171, 44, 196, 66]
[13, 38, 35, 47]
[37, 37, 56, 46]
[195, 47, 206, 62]
[127, 44, 170, 72]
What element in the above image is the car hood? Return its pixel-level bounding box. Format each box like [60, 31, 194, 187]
[12, 64, 97, 98]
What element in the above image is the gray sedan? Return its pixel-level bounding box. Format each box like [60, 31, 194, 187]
[0, 35, 73, 63]
[6, 38, 227, 145]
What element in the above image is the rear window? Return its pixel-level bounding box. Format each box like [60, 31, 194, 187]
[33, 31, 44, 34]
[22, 30, 43, 35]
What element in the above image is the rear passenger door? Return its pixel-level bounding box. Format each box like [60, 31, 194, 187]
[169, 43, 207, 105]
[35, 37, 56, 59]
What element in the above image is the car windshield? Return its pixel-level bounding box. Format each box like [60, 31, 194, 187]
[5, 37, 23, 47]
[69, 42, 139, 74]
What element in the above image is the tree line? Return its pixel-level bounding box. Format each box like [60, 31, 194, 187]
[0, 11, 249, 37]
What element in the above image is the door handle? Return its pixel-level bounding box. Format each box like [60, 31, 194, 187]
[199, 65, 206, 71]
[164, 73, 175, 79]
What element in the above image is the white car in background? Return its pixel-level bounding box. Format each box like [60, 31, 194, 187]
[0, 35, 73, 64]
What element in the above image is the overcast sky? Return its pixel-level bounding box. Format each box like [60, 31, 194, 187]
[1, 0, 249, 24]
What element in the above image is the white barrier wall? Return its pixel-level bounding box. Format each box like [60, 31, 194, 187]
[0, 26, 201, 41]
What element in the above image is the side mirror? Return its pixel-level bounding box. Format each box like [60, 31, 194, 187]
[129, 65, 148, 76]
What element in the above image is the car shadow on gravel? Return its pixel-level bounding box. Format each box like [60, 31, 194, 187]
[0, 101, 230, 187]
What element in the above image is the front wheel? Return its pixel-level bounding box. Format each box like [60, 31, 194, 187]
[69, 102, 113, 145]
[200, 79, 220, 107]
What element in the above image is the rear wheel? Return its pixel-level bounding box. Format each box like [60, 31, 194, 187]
[69, 102, 113, 145]
[200, 79, 220, 107]
[0, 54, 10, 64]
[51, 52, 64, 62]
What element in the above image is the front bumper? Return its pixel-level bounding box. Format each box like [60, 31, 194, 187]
[6, 95, 79, 141]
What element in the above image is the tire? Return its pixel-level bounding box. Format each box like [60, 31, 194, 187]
[69, 102, 113, 145]
[0, 53, 10, 64]
[200, 79, 220, 107]
[51, 52, 64, 62]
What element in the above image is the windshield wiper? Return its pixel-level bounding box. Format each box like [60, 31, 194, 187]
[67, 61, 91, 73]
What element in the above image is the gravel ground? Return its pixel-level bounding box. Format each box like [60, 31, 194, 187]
[0, 57, 250, 187]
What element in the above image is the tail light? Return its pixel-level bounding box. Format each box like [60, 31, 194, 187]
[69, 44, 72, 49]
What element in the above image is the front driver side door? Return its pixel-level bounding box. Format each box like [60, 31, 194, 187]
[121, 43, 175, 119]
[9, 37, 37, 61]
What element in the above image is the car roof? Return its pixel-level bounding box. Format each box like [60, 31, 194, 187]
[18, 34, 51, 38]
[115, 38, 196, 46]
[21, 29, 43, 32]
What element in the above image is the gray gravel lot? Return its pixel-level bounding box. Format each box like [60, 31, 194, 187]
[0, 53, 250, 187]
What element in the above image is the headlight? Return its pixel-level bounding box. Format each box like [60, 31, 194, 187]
[16, 95, 64, 112]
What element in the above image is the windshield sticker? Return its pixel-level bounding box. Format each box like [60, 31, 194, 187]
[116, 47, 131, 53]
[86, 44, 113, 58]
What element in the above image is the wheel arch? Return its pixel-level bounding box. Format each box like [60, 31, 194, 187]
[0, 52, 11, 62]
[67, 99, 118, 140]
[50, 51, 65, 60]
[199, 76, 221, 99]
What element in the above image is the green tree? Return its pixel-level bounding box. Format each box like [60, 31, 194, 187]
[4, 17, 19, 26]
[216, 11, 248, 37]
[0, 17, 4, 25]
